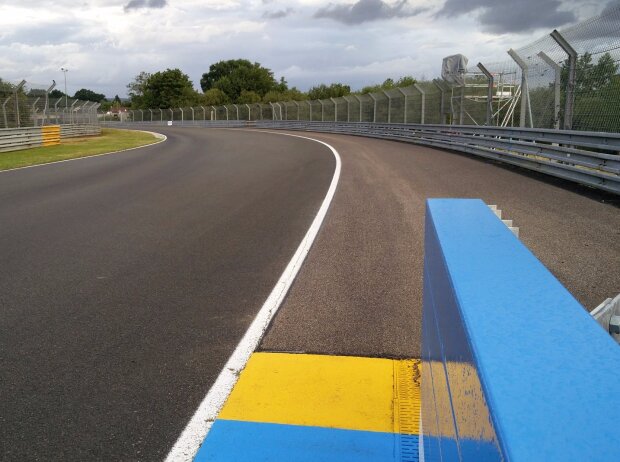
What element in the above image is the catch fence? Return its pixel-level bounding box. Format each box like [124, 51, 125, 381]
[116, 6, 620, 133]
[0, 80, 100, 129]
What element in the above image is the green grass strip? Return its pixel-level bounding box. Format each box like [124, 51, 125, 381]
[0, 128, 162, 171]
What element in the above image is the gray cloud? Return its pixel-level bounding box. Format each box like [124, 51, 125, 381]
[314, 0, 425, 25]
[124, 0, 167, 12]
[437, 0, 576, 33]
[263, 8, 294, 19]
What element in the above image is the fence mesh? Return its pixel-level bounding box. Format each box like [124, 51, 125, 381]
[0, 79, 100, 129]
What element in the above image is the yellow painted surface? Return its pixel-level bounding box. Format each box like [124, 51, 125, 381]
[41, 125, 61, 146]
[219, 352, 421, 435]
[393, 359, 421, 435]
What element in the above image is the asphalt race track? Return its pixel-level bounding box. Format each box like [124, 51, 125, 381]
[1, 127, 618, 460]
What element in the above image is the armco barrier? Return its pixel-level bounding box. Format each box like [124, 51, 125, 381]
[0, 124, 100, 153]
[110, 120, 620, 195]
[422, 199, 620, 461]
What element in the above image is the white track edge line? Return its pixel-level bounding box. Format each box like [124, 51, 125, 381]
[164, 132, 342, 462]
[0, 130, 167, 173]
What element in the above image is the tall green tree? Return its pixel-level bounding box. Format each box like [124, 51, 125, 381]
[128, 69, 198, 108]
[200, 59, 280, 101]
[127, 71, 152, 108]
[359, 76, 416, 94]
[74, 88, 106, 102]
[307, 83, 351, 100]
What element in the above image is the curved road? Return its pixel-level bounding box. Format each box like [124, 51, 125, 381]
[1, 127, 618, 461]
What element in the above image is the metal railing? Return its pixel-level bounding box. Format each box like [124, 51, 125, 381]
[0, 124, 101, 153]
[117, 119, 620, 195]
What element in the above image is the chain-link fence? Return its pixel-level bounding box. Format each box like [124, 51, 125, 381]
[115, 6, 620, 133]
[0, 80, 100, 129]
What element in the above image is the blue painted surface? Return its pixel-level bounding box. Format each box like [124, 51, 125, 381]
[422, 199, 620, 461]
[194, 419, 405, 462]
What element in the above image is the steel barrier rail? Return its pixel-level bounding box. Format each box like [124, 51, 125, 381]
[61, 124, 101, 138]
[105, 119, 620, 194]
[0, 124, 101, 153]
[253, 121, 620, 195]
[422, 199, 620, 461]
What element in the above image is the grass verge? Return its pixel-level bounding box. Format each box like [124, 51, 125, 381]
[0, 128, 162, 171]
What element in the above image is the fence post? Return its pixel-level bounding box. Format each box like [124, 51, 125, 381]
[508, 48, 532, 128]
[224, 105, 229, 121]
[414, 84, 425, 125]
[330, 98, 338, 121]
[550, 29, 577, 130]
[477, 62, 494, 126]
[369, 93, 377, 123]
[169, 108, 173, 121]
[70, 100, 79, 125]
[293, 101, 300, 121]
[14, 80, 26, 128]
[31, 97, 40, 127]
[43, 81, 56, 126]
[432, 80, 446, 124]
[382, 91, 392, 123]
[396, 88, 408, 124]
[354, 95, 363, 122]
[245, 104, 251, 121]
[211, 106, 217, 121]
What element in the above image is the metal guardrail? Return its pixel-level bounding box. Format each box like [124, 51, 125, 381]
[0, 124, 101, 153]
[61, 124, 101, 138]
[105, 119, 620, 194]
[254, 121, 620, 195]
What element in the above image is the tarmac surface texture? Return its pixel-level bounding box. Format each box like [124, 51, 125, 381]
[1, 127, 618, 460]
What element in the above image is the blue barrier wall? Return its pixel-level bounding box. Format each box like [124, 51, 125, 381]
[422, 199, 620, 461]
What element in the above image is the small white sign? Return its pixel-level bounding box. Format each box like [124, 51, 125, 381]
[167, 121, 173, 126]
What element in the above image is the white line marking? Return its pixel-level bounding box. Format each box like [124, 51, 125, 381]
[164, 131, 342, 462]
[0, 130, 167, 174]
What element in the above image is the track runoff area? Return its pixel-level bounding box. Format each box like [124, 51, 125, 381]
[2, 126, 618, 461]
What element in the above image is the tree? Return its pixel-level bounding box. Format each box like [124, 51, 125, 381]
[74, 88, 106, 102]
[307, 83, 351, 100]
[49, 89, 65, 99]
[128, 69, 199, 109]
[359, 76, 416, 94]
[237, 90, 262, 104]
[201, 88, 229, 105]
[200, 59, 280, 102]
[560, 52, 620, 131]
[146, 69, 197, 108]
[127, 71, 151, 108]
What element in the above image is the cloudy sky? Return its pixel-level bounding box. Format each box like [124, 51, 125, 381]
[0, 0, 611, 98]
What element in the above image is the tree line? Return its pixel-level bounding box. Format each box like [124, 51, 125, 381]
[125, 59, 418, 109]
